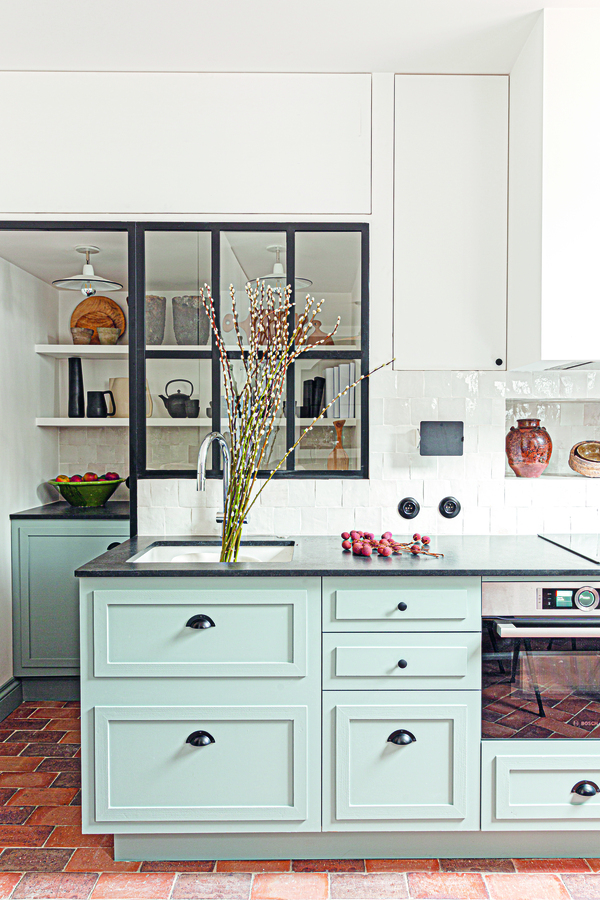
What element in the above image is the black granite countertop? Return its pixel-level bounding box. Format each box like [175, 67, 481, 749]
[75, 533, 600, 578]
[11, 501, 130, 520]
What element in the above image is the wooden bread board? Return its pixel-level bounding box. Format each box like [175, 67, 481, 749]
[70, 297, 126, 344]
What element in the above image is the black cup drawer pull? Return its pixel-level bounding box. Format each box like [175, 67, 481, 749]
[186, 730, 215, 747]
[397, 602, 408, 611]
[387, 729, 416, 745]
[186, 614, 216, 629]
[572, 780, 600, 797]
[397, 659, 408, 669]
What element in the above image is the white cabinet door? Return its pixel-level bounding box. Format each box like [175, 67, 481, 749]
[0, 73, 371, 216]
[394, 75, 508, 371]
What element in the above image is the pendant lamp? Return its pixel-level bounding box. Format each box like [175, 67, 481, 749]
[257, 244, 312, 291]
[52, 246, 123, 297]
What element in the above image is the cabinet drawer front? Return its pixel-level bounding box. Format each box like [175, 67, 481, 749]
[94, 705, 308, 823]
[482, 741, 600, 830]
[323, 577, 480, 632]
[323, 632, 480, 690]
[323, 691, 480, 830]
[92, 589, 306, 677]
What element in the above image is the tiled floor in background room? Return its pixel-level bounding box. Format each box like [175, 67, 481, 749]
[1, 703, 600, 899]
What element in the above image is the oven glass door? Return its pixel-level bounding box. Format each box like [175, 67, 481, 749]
[482, 617, 600, 739]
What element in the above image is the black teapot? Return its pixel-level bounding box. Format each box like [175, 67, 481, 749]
[159, 379, 194, 418]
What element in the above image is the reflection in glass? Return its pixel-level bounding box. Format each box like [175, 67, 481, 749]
[295, 231, 361, 350]
[220, 231, 287, 347]
[146, 359, 212, 471]
[145, 231, 212, 347]
[220, 361, 286, 472]
[294, 358, 361, 472]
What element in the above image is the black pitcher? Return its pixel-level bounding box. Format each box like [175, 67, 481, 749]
[87, 390, 116, 418]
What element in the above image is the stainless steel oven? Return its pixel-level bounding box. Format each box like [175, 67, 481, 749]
[482, 582, 600, 739]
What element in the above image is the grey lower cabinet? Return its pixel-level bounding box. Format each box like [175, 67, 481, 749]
[12, 519, 129, 679]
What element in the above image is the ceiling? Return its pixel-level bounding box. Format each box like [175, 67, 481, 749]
[0, 1, 599, 75]
[0, 229, 360, 295]
[0, 231, 129, 289]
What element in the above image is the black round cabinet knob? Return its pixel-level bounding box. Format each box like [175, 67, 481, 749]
[186, 730, 215, 747]
[397, 659, 408, 669]
[387, 729, 416, 745]
[397, 602, 408, 612]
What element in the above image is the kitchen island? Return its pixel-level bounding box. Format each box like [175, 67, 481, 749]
[76, 534, 600, 861]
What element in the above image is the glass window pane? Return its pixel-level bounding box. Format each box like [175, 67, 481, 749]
[220, 231, 287, 348]
[220, 360, 287, 473]
[144, 231, 212, 347]
[294, 358, 361, 472]
[146, 358, 212, 471]
[295, 231, 362, 351]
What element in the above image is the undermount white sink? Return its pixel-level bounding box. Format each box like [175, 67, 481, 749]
[127, 541, 295, 564]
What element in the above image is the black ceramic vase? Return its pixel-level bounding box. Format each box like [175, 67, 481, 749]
[68, 357, 85, 418]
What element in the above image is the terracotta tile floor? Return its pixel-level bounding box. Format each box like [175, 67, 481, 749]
[2, 702, 600, 898]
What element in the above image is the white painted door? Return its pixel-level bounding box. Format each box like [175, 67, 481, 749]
[394, 75, 508, 371]
[0, 73, 371, 216]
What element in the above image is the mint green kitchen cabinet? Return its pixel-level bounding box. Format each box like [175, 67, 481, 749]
[323, 576, 481, 632]
[79, 575, 322, 835]
[482, 740, 600, 831]
[323, 691, 481, 831]
[323, 631, 481, 691]
[12, 519, 129, 678]
[94, 705, 309, 823]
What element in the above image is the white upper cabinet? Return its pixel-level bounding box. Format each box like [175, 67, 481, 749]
[393, 75, 509, 371]
[508, 11, 600, 367]
[0, 73, 371, 216]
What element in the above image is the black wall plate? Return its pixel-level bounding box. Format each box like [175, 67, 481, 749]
[420, 421, 464, 456]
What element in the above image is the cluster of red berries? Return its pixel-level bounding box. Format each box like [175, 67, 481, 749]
[341, 530, 432, 558]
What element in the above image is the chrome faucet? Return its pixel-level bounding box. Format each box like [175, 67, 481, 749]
[196, 432, 247, 525]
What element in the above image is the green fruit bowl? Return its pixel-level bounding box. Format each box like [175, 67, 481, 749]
[49, 479, 126, 508]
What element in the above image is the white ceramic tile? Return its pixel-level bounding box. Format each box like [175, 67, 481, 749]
[258, 480, 289, 507]
[383, 451, 412, 479]
[423, 371, 452, 397]
[190, 507, 221, 535]
[464, 452, 492, 480]
[437, 397, 467, 420]
[383, 398, 410, 426]
[560, 402, 584, 427]
[342, 479, 371, 507]
[569, 507, 600, 532]
[532, 372, 561, 398]
[477, 425, 505, 453]
[516, 507, 544, 534]
[490, 506, 517, 534]
[163, 506, 192, 535]
[244, 505, 275, 535]
[137, 506, 165, 535]
[273, 507, 302, 536]
[150, 479, 180, 508]
[326, 507, 352, 536]
[394, 371, 424, 399]
[300, 507, 327, 535]
[436, 456, 466, 479]
[315, 479, 342, 508]
[462, 506, 491, 535]
[451, 371, 479, 398]
[287, 480, 316, 507]
[543, 507, 571, 533]
[410, 398, 438, 425]
[478, 479, 505, 508]
[504, 478, 532, 508]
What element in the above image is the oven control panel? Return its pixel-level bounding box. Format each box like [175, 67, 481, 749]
[537, 586, 600, 611]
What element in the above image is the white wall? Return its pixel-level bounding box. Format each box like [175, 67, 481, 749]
[0, 259, 58, 686]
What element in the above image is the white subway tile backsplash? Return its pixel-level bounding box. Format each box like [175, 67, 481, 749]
[87, 367, 600, 540]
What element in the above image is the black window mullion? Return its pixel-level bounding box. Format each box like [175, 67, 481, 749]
[128, 223, 145, 536]
[285, 228, 295, 471]
[211, 228, 221, 474]
[360, 225, 370, 478]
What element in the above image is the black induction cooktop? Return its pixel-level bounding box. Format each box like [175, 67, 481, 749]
[539, 533, 600, 565]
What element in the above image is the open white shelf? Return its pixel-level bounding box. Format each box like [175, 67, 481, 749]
[36, 417, 214, 427]
[35, 344, 129, 360]
[296, 417, 357, 426]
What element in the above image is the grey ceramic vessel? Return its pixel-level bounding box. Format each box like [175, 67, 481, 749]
[172, 295, 210, 345]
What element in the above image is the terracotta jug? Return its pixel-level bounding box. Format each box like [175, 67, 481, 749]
[506, 418, 552, 477]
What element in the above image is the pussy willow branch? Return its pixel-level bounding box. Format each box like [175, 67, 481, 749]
[200, 281, 392, 555]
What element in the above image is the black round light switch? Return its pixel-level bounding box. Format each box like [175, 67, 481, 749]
[439, 496, 461, 518]
[398, 497, 420, 519]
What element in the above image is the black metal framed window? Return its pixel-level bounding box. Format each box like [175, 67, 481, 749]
[131, 222, 369, 487]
